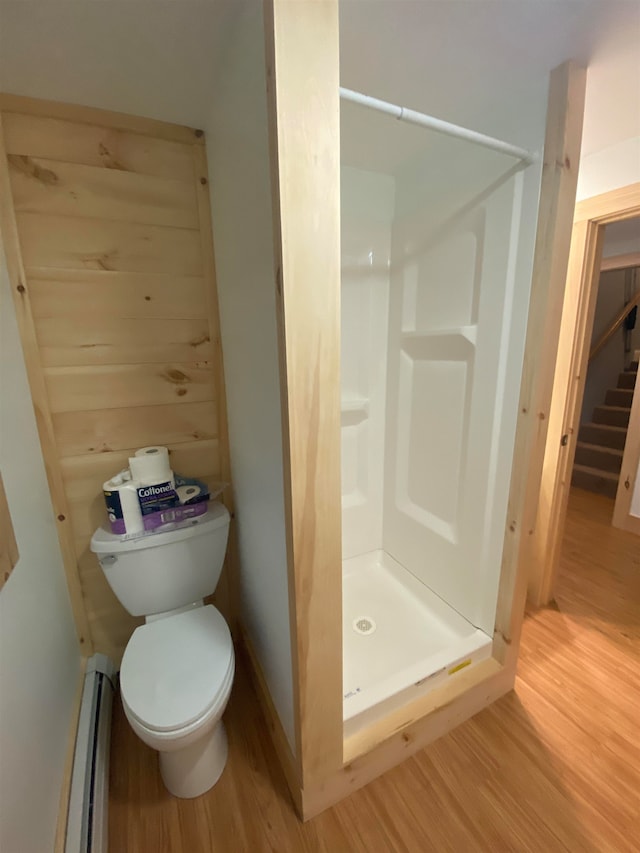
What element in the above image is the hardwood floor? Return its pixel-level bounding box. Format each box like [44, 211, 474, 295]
[109, 489, 640, 852]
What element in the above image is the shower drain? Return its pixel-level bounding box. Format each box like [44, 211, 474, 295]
[352, 616, 377, 635]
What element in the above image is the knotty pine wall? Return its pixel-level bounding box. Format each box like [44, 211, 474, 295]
[0, 96, 232, 663]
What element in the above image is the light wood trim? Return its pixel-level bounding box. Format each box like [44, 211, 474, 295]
[589, 288, 640, 362]
[613, 364, 640, 534]
[528, 220, 602, 605]
[0, 93, 204, 146]
[240, 630, 301, 810]
[529, 184, 640, 604]
[302, 663, 513, 820]
[54, 657, 87, 853]
[600, 251, 640, 272]
[191, 143, 238, 631]
[343, 658, 503, 763]
[493, 61, 586, 652]
[574, 181, 640, 224]
[265, 0, 343, 787]
[0, 471, 19, 589]
[0, 114, 93, 651]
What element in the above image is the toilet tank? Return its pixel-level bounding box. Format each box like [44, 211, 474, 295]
[90, 502, 230, 617]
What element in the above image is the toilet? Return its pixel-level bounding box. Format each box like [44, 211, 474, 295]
[90, 501, 234, 799]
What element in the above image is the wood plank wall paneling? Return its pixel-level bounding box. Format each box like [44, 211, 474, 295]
[44, 362, 216, 413]
[0, 100, 231, 662]
[8, 156, 199, 228]
[17, 213, 203, 275]
[52, 401, 218, 457]
[2, 112, 197, 180]
[28, 270, 209, 320]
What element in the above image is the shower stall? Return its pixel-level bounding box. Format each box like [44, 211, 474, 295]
[340, 90, 539, 731]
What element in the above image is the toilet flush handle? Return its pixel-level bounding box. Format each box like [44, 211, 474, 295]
[100, 554, 118, 567]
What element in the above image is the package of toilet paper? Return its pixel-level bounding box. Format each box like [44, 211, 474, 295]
[137, 475, 211, 532]
[102, 444, 222, 535]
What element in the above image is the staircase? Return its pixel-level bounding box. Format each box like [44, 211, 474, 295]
[572, 361, 637, 497]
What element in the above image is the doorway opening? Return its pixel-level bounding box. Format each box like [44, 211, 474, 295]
[528, 185, 640, 607]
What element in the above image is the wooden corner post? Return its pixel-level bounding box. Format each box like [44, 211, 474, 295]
[495, 59, 587, 656]
[264, 0, 344, 795]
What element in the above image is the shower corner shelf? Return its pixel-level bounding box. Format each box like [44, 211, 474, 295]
[340, 396, 370, 427]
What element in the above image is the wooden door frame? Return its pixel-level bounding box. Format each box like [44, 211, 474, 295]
[527, 182, 640, 606]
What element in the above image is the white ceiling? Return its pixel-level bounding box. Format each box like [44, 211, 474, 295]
[0, 0, 638, 176]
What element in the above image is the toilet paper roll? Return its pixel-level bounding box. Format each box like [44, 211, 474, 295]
[103, 475, 144, 535]
[176, 484, 203, 504]
[129, 446, 173, 486]
[119, 482, 144, 535]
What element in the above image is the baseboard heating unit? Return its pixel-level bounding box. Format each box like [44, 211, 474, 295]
[65, 654, 116, 853]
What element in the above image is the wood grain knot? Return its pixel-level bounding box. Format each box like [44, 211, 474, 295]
[164, 368, 189, 384]
[176, 388, 187, 396]
[190, 334, 210, 348]
[8, 154, 58, 186]
[57, 514, 66, 522]
[200, 177, 207, 186]
[16, 283, 25, 294]
[98, 143, 125, 171]
[402, 732, 411, 744]
[194, 129, 204, 138]
[509, 521, 516, 532]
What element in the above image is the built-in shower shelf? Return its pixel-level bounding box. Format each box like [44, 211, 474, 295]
[341, 397, 369, 427]
[401, 324, 478, 345]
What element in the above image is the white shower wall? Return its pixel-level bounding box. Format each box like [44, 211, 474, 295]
[383, 138, 542, 636]
[342, 132, 542, 643]
[341, 166, 395, 559]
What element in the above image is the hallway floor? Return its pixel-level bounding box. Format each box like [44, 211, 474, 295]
[109, 489, 640, 852]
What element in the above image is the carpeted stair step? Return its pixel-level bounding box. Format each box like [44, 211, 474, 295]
[605, 387, 634, 407]
[617, 371, 637, 390]
[571, 464, 619, 498]
[592, 405, 631, 428]
[574, 442, 623, 473]
[578, 422, 627, 450]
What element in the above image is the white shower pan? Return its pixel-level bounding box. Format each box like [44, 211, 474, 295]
[342, 550, 492, 725]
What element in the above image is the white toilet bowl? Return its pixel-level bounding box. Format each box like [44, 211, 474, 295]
[119, 604, 234, 799]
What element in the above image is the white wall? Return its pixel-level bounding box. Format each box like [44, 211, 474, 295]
[576, 9, 640, 201]
[341, 166, 394, 559]
[205, 4, 294, 750]
[0, 244, 82, 851]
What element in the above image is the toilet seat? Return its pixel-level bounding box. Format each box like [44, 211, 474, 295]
[120, 605, 233, 734]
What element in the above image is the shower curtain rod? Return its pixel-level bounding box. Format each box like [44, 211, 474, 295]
[339, 87, 535, 165]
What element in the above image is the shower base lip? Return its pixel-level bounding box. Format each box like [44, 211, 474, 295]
[342, 549, 493, 724]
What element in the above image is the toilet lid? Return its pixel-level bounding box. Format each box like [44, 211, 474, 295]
[120, 605, 233, 732]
